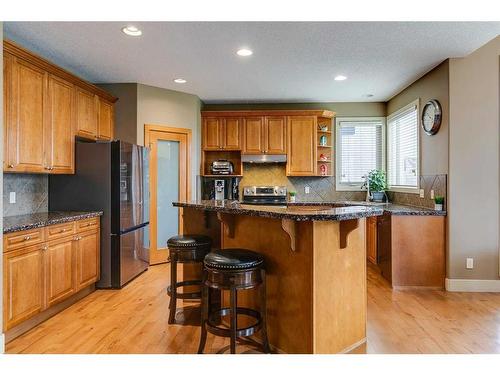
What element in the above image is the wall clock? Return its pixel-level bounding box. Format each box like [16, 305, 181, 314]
[421, 99, 442, 136]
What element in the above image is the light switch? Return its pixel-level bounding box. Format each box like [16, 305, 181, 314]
[305, 186, 310, 194]
[9, 192, 16, 204]
[466, 258, 474, 269]
[419, 189, 425, 198]
[430, 190, 435, 199]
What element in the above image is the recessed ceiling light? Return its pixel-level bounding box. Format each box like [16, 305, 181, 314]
[173, 78, 187, 84]
[334, 75, 347, 81]
[122, 26, 142, 37]
[236, 48, 253, 57]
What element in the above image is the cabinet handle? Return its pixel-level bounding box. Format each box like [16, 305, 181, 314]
[24, 235, 31, 241]
[8, 164, 14, 168]
[60, 228, 67, 232]
[74, 236, 82, 241]
[42, 245, 48, 251]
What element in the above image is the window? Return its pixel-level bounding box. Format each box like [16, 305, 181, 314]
[335, 117, 385, 191]
[387, 100, 419, 191]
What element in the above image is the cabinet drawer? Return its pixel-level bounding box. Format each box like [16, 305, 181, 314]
[46, 222, 76, 241]
[4, 228, 45, 252]
[77, 218, 99, 232]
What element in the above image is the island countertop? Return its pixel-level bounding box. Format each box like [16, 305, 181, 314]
[173, 200, 383, 221]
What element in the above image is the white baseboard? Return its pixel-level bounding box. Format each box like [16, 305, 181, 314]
[0, 333, 4, 354]
[446, 278, 500, 292]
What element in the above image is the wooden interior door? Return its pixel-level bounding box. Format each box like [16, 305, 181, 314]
[6, 56, 47, 173]
[265, 116, 287, 154]
[243, 116, 264, 154]
[145, 125, 191, 265]
[286, 116, 317, 176]
[46, 75, 75, 174]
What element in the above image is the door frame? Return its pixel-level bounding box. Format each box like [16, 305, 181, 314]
[144, 124, 192, 265]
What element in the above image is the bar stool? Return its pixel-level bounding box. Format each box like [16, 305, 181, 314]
[166, 234, 212, 324]
[198, 248, 271, 354]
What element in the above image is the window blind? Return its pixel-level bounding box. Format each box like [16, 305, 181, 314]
[336, 119, 384, 187]
[387, 104, 419, 188]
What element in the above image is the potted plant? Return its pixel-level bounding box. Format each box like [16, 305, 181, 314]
[434, 196, 444, 211]
[368, 169, 387, 202]
[289, 191, 297, 203]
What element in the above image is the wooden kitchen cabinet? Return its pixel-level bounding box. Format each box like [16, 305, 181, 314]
[3, 40, 117, 173]
[265, 116, 287, 154]
[46, 75, 75, 173]
[76, 88, 98, 140]
[97, 97, 114, 140]
[45, 237, 75, 307]
[366, 216, 378, 264]
[4, 54, 48, 173]
[203, 117, 241, 150]
[243, 116, 264, 153]
[75, 229, 100, 291]
[3, 244, 45, 330]
[286, 116, 317, 176]
[3, 217, 101, 333]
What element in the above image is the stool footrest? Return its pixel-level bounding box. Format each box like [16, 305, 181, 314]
[167, 280, 202, 300]
[205, 307, 262, 338]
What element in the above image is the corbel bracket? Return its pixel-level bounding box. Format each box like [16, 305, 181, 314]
[217, 212, 235, 238]
[339, 219, 359, 249]
[281, 218, 297, 252]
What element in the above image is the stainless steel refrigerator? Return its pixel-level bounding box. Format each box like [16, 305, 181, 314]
[49, 140, 150, 289]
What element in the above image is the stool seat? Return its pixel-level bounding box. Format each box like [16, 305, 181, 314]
[167, 234, 212, 249]
[204, 249, 264, 270]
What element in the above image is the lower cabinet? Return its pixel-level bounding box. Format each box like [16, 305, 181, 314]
[366, 216, 378, 264]
[3, 219, 100, 331]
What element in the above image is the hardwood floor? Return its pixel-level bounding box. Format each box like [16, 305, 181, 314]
[6, 263, 500, 354]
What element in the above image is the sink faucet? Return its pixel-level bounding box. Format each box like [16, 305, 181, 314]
[361, 175, 371, 202]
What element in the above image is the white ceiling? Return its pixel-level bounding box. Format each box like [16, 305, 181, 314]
[4, 22, 500, 103]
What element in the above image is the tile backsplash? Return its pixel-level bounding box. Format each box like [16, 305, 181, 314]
[240, 164, 447, 208]
[3, 174, 48, 216]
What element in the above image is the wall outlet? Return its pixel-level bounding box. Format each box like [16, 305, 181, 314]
[305, 186, 310, 194]
[466, 258, 474, 269]
[9, 191, 16, 204]
[430, 190, 435, 199]
[419, 189, 425, 198]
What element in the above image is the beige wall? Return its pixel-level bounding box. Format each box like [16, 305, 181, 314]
[97, 83, 138, 144]
[1, 21, 4, 351]
[137, 84, 202, 200]
[203, 101, 386, 117]
[449, 36, 500, 280]
[387, 60, 449, 175]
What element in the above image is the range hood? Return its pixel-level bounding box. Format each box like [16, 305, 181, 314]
[241, 154, 287, 163]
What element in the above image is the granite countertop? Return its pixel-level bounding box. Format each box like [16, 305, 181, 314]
[3, 211, 103, 234]
[289, 201, 447, 216]
[173, 200, 383, 221]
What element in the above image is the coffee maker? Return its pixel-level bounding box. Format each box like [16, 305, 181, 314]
[202, 177, 240, 201]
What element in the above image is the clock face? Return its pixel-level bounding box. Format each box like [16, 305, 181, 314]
[421, 100, 442, 135]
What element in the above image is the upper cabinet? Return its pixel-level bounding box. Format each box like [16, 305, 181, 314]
[3, 40, 117, 174]
[243, 117, 264, 154]
[202, 117, 241, 150]
[243, 116, 286, 154]
[286, 116, 317, 176]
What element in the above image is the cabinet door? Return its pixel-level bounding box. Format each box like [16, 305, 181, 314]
[98, 98, 114, 140]
[75, 230, 100, 291]
[3, 53, 12, 171]
[366, 217, 378, 264]
[46, 237, 75, 307]
[5, 57, 47, 173]
[3, 245, 45, 330]
[222, 117, 241, 150]
[203, 117, 222, 150]
[286, 116, 316, 176]
[265, 116, 286, 154]
[46, 75, 75, 174]
[76, 88, 97, 140]
[243, 117, 264, 154]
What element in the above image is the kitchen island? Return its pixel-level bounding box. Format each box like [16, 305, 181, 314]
[173, 200, 383, 354]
